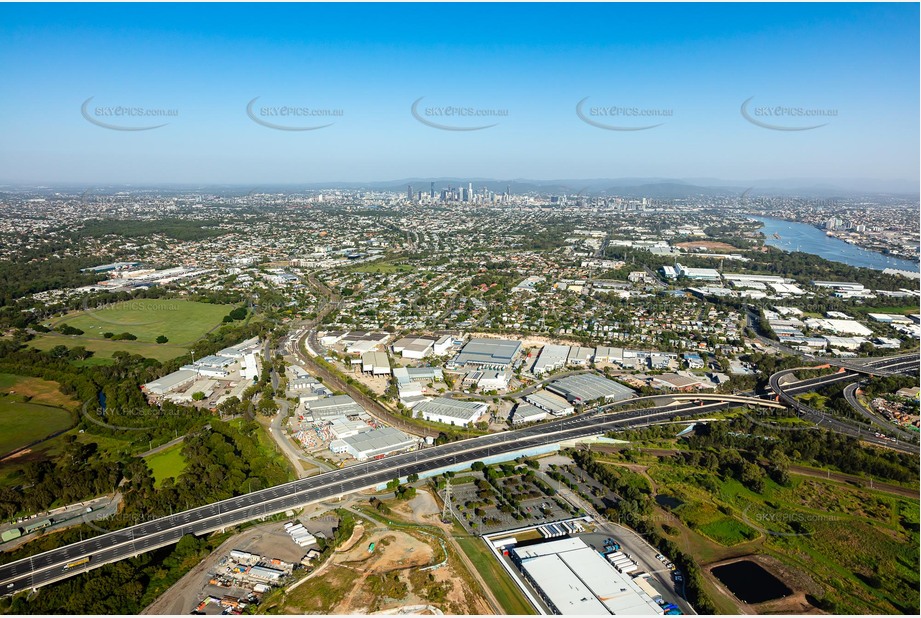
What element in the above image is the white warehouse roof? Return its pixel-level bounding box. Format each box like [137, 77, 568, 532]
[414, 397, 488, 425]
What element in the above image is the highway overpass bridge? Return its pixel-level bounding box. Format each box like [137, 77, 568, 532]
[1, 397, 753, 596]
[826, 353, 921, 377]
[595, 392, 787, 413]
[1, 354, 916, 596]
[769, 355, 919, 453]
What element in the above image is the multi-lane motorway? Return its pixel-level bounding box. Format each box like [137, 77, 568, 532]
[842, 383, 918, 442]
[0, 398, 744, 595]
[1, 353, 917, 596]
[769, 353, 920, 452]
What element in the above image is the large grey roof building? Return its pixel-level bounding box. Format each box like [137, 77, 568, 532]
[531, 344, 569, 375]
[307, 395, 364, 421]
[330, 427, 416, 461]
[546, 373, 634, 404]
[454, 338, 522, 368]
[414, 397, 488, 427]
[523, 390, 575, 416]
[509, 402, 549, 424]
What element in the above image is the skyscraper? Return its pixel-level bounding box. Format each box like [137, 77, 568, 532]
[430, 182, 435, 198]
[407, 185, 413, 201]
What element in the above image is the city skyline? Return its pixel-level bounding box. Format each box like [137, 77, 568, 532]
[0, 2, 918, 187]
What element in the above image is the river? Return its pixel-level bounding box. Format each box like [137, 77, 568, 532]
[751, 216, 920, 273]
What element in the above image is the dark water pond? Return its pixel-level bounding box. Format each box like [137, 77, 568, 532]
[711, 560, 792, 604]
[654, 494, 683, 509]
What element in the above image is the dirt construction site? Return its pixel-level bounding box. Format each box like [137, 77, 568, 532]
[275, 493, 493, 615]
[144, 490, 496, 615]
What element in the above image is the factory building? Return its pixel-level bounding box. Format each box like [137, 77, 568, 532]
[649, 373, 713, 391]
[433, 335, 454, 356]
[567, 346, 595, 366]
[662, 263, 720, 281]
[454, 338, 522, 369]
[512, 275, 545, 293]
[391, 336, 438, 359]
[510, 538, 663, 615]
[414, 397, 489, 427]
[811, 281, 865, 291]
[531, 344, 570, 375]
[329, 427, 417, 461]
[81, 261, 141, 273]
[240, 353, 259, 381]
[361, 351, 391, 375]
[593, 347, 623, 364]
[247, 565, 286, 583]
[509, 403, 549, 424]
[723, 273, 789, 284]
[462, 369, 510, 391]
[397, 381, 429, 407]
[217, 337, 262, 359]
[523, 390, 575, 416]
[181, 354, 237, 378]
[142, 369, 198, 397]
[306, 395, 364, 421]
[287, 365, 320, 391]
[320, 331, 389, 350]
[546, 373, 635, 404]
[328, 418, 371, 440]
[393, 366, 444, 385]
[804, 318, 873, 337]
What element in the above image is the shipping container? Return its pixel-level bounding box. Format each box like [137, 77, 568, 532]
[1, 528, 22, 543]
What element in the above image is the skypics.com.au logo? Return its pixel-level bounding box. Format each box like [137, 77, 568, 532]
[411, 97, 508, 131]
[741, 96, 837, 131]
[576, 97, 672, 131]
[246, 97, 343, 131]
[80, 297, 181, 329]
[81, 97, 178, 131]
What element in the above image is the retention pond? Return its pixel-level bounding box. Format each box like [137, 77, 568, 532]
[711, 559, 792, 604]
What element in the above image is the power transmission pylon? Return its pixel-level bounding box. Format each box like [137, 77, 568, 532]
[441, 478, 455, 524]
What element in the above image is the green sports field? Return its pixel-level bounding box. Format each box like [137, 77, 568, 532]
[0, 374, 76, 455]
[144, 443, 188, 487]
[33, 299, 234, 361]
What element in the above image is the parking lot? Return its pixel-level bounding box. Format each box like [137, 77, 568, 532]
[546, 462, 621, 513]
[447, 470, 581, 535]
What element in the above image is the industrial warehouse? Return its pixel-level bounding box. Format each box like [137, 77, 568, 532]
[328, 426, 418, 461]
[413, 397, 489, 427]
[451, 337, 523, 369]
[523, 390, 575, 416]
[304, 395, 365, 421]
[509, 402, 550, 424]
[545, 373, 635, 404]
[509, 538, 664, 615]
[141, 337, 262, 407]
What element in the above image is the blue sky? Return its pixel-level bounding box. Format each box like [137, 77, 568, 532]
[0, 2, 917, 187]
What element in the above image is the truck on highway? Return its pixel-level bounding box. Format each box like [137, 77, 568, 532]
[64, 556, 91, 570]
